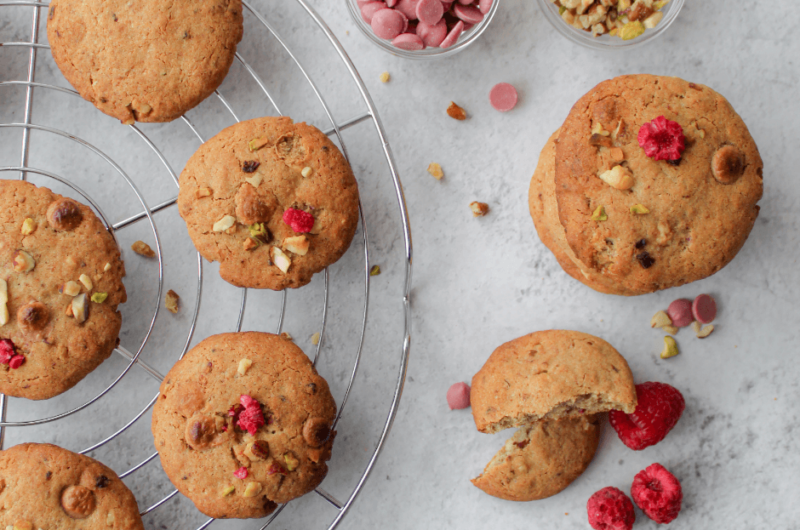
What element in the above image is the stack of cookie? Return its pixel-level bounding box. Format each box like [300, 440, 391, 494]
[529, 74, 764, 296]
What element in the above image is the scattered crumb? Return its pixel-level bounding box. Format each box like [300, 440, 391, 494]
[379, 72, 390, 83]
[469, 201, 489, 217]
[165, 289, 179, 314]
[447, 101, 467, 120]
[370, 265, 381, 276]
[131, 240, 155, 258]
[427, 163, 444, 180]
[311, 332, 320, 345]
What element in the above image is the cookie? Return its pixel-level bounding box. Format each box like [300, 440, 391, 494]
[471, 415, 600, 502]
[47, 0, 243, 123]
[177, 117, 360, 290]
[151, 332, 337, 519]
[0, 443, 144, 529]
[471, 330, 636, 434]
[0, 180, 126, 400]
[538, 75, 763, 295]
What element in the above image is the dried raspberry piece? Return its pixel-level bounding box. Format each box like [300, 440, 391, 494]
[637, 116, 685, 161]
[236, 394, 265, 435]
[587, 486, 635, 530]
[282, 208, 315, 233]
[267, 462, 288, 475]
[631, 463, 683, 524]
[609, 382, 685, 451]
[233, 466, 249, 479]
[0, 339, 16, 364]
[8, 355, 25, 370]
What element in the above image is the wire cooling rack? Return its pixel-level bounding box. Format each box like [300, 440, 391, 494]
[0, 0, 412, 527]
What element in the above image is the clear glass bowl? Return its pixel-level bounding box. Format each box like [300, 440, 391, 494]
[346, 0, 500, 59]
[537, 0, 684, 50]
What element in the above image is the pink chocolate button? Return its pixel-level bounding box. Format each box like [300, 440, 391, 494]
[386, 0, 398, 6]
[394, 0, 420, 20]
[417, 19, 447, 47]
[453, 3, 484, 24]
[478, 0, 493, 14]
[667, 298, 694, 328]
[416, 0, 444, 26]
[489, 83, 518, 112]
[360, 1, 387, 23]
[393, 32, 425, 50]
[439, 20, 464, 48]
[371, 8, 406, 39]
[447, 382, 471, 410]
[692, 294, 717, 324]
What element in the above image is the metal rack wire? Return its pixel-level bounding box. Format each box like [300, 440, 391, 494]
[0, 0, 413, 528]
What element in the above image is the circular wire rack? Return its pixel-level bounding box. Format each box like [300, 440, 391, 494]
[0, 0, 413, 527]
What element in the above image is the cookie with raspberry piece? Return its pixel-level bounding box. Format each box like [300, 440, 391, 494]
[0, 443, 143, 529]
[0, 180, 126, 400]
[151, 332, 337, 519]
[177, 117, 360, 290]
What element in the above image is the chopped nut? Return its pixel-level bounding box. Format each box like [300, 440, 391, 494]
[20, 218, 36, 235]
[244, 173, 263, 188]
[650, 310, 672, 329]
[270, 247, 291, 273]
[283, 452, 300, 471]
[242, 481, 263, 497]
[131, 240, 155, 258]
[663, 325, 679, 335]
[0, 303, 7, 327]
[220, 485, 235, 497]
[72, 294, 88, 323]
[610, 147, 625, 162]
[598, 165, 635, 190]
[301, 166, 313, 178]
[243, 237, 260, 251]
[12, 250, 35, 272]
[447, 102, 467, 120]
[238, 358, 252, 376]
[60, 485, 96, 518]
[591, 205, 608, 222]
[712, 145, 745, 184]
[643, 10, 664, 28]
[692, 321, 714, 339]
[196, 187, 213, 199]
[165, 290, 179, 314]
[591, 122, 610, 136]
[103, 262, 112, 272]
[280, 331, 293, 341]
[47, 199, 83, 231]
[249, 223, 270, 243]
[79, 273, 93, 290]
[630, 204, 650, 215]
[244, 440, 270, 460]
[369, 265, 381, 276]
[469, 202, 489, 217]
[589, 133, 613, 147]
[660, 336, 679, 359]
[213, 215, 236, 232]
[65, 304, 73, 317]
[619, 20, 645, 40]
[13, 521, 33, 530]
[248, 136, 269, 151]
[379, 71, 390, 83]
[427, 163, 444, 180]
[310, 332, 320, 345]
[283, 235, 309, 256]
[61, 281, 81, 297]
[0, 279, 7, 305]
[90, 292, 108, 304]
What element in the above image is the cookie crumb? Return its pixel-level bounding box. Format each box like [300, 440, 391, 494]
[165, 290, 179, 314]
[131, 240, 155, 258]
[379, 72, 390, 83]
[447, 102, 467, 120]
[469, 201, 489, 217]
[310, 332, 320, 345]
[427, 163, 444, 180]
[370, 265, 381, 276]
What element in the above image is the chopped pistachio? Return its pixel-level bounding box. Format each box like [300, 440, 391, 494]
[91, 292, 108, 304]
[249, 223, 269, 242]
[619, 20, 645, 40]
[248, 136, 269, 152]
[243, 481, 263, 497]
[591, 205, 608, 222]
[630, 204, 650, 215]
[660, 336, 679, 359]
[220, 485, 235, 497]
[283, 453, 299, 471]
[370, 265, 381, 276]
[20, 218, 36, 235]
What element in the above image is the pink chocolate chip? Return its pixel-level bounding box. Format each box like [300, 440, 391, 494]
[447, 382, 471, 410]
[456, 0, 472, 4]
[489, 83, 518, 112]
[478, 0, 493, 14]
[667, 299, 694, 328]
[439, 20, 464, 48]
[453, 3, 484, 24]
[360, 1, 387, 23]
[417, 19, 447, 47]
[386, 0, 398, 6]
[394, 0, 419, 20]
[416, 0, 444, 25]
[692, 294, 717, 324]
[393, 32, 425, 50]
[371, 8, 406, 40]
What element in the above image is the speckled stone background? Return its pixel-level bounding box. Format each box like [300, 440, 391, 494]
[1, 0, 799, 529]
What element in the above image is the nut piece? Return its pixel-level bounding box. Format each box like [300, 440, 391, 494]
[244, 173, 263, 188]
[248, 136, 269, 151]
[660, 336, 679, 359]
[0, 280, 8, 327]
[447, 102, 467, 121]
[589, 133, 613, 147]
[0, 279, 7, 305]
[280, 331, 293, 341]
[20, 218, 36, 235]
[13, 521, 32, 530]
[235, 183, 271, 225]
[301, 166, 313, 178]
[427, 163, 444, 180]
[249, 222, 271, 243]
[662, 325, 679, 335]
[12, 250, 35, 272]
[213, 215, 236, 232]
[630, 204, 650, 215]
[185, 414, 225, 450]
[283, 452, 300, 472]
[643, 10, 664, 28]
[310, 332, 320, 345]
[469, 202, 489, 217]
[379, 71, 390, 83]
[591, 205, 608, 222]
[131, 240, 156, 258]
[61, 485, 96, 518]
[91, 292, 108, 304]
[221, 485, 235, 497]
[303, 417, 331, 447]
[165, 290, 179, 314]
[79, 273, 93, 291]
[270, 247, 291, 273]
[712, 145, 745, 184]
[104, 262, 112, 272]
[692, 321, 715, 339]
[610, 147, 625, 162]
[72, 293, 88, 324]
[238, 358, 253, 376]
[283, 235, 309, 256]
[17, 302, 49, 332]
[598, 165, 635, 190]
[650, 311, 672, 328]
[619, 20, 645, 40]
[243, 238, 260, 251]
[61, 281, 81, 297]
[369, 265, 381, 276]
[244, 440, 270, 460]
[47, 199, 83, 231]
[196, 187, 213, 199]
[242, 481, 263, 498]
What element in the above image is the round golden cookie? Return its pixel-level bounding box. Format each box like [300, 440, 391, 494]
[550, 74, 763, 295]
[471, 330, 636, 434]
[47, 0, 243, 124]
[151, 332, 337, 519]
[0, 180, 126, 400]
[472, 415, 600, 502]
[0, 443, 144, 529]
[177, 117, 360, 290]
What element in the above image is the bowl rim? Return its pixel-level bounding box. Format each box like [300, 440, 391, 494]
[536, 0, 685, 51]
[346, 0, 501, 59]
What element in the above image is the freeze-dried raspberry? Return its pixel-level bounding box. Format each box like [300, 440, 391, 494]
[631, 463, 683, 524]
[0, 339, 16, 364]
[233, 466, 249, 479]
[587, 486, 636, 530]
[609, 382, 685, 450]
[267, 462, 288, 475]
[236, 394, 265, 435]
[638, 116, 685, 161]
[282, 208, 315, 233]
[8, 355, 25, 370]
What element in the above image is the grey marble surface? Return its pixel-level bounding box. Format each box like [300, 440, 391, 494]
[1, 0, 799, 529]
